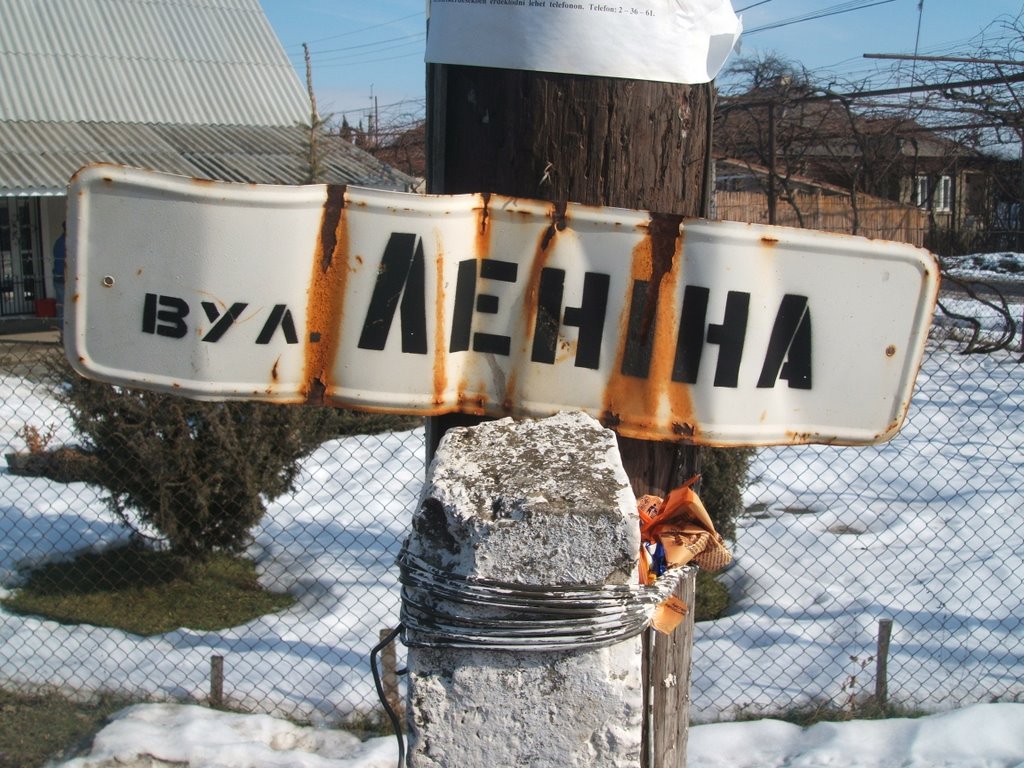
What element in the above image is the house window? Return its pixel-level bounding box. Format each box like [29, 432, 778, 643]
[914, 175, 928, 208]
[914, 174, 952, 212]
[934, 175, 952, 213]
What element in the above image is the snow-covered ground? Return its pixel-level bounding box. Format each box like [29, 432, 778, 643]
[2, 252, 1022, 765]
[943, 251, 1024, 283]
[55, 700, 1024, 768]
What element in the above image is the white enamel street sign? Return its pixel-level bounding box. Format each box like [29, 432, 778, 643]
[65, 164, 940, 447]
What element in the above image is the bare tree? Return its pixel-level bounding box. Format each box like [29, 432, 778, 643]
[330, 100, 427, 179]
[717, 54, 844, 227]
[716, 49, 988, 248]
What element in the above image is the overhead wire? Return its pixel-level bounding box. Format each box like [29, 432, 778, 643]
[278, 10, 422, 49]
[736, 0, 779, 12]
[308, 32, 426, 57]
[744, 0, 897, 35]
[310, 43, 425, 67]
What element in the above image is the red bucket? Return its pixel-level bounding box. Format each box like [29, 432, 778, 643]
[35, 298, 57, 317]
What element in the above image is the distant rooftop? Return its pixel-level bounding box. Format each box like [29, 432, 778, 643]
[0, 0, 309, 126]
[0, 120, 419, 196]
[0, 0, 419, 194]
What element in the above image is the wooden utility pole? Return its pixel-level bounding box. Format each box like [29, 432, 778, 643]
[426, 63, 714, 767]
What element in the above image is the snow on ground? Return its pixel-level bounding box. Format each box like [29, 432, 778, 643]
[943, 251, 1024, 283]
[694, 344, 1024, 719]
[2, 254, 1023, 765]
[55, 701, 1024, 767]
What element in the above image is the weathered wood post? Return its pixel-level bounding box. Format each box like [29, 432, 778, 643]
[425, 63, 714, 766]
[875, 618, 893, 707]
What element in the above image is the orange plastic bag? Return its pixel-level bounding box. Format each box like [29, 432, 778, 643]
[637, 476, 732, 585]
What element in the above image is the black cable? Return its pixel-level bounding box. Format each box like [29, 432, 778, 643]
[371, 625, 406, 768]
[736, 0, 778, 11]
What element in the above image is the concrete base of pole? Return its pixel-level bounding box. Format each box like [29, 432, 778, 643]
[402, 412, 643, 767]
[408, 645, 642, 767]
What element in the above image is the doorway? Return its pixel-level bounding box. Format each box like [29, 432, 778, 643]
[0, 197, 44, 316]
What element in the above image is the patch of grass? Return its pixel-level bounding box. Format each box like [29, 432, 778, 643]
[694, 570, 730, 622]
[736, 700, 930, 727]
[2, 546, 294, 636]
[0, 689, 131, 768]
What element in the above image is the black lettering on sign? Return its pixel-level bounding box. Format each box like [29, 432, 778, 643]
[257, 305, 299, 345]
[757, 294, 812, 389]
[357, 233, 427, 354]
[142, 293, 188, 339]
[531, 268, 564, 364]
[621, 280, 655, 378]
[449, 259, 477, 353]
[530, 269, 610, 369]
[673, 285, 709, 384]
[448, 258, 518, 356]
[672, 286, 750, 388]
[201, 301, 247, 343]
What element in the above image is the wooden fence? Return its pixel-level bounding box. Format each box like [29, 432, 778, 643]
[714, 189, 928, 247]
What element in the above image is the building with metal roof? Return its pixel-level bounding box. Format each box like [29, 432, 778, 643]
[0, 0, 418, 319]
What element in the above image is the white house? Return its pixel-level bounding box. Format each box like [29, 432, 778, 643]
[0, 0, 416, 320]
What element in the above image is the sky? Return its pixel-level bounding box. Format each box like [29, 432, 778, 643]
[258, 0, 1024, 125]
[1, 257, 1021, 766]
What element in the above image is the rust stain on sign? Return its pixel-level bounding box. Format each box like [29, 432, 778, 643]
[432, 230, 449, 406]
[476, 193, 492, 259]
[303, 185, 348, 404]
[603, 213, 695, 439]
[665, 225, 697, 439]
[503, 202, 566, 410]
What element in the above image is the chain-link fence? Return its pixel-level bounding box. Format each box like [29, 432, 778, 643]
[1, 280, 1021, 726]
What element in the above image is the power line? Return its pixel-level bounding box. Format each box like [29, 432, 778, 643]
[911, 0, 924, 84]
[306, 32, 425, 57]
[913, 0, 929, 59]
[305, 38, 425, 66]
[865, 53, 1024, 67]
[335, 97, 426, 119]
[718, 71, 1024, 111]
[818, 71, 1024, 101]
[290, 32, 425, 68]
[735, 0, 778, 12]
[279, 11, 423, 49]
[312, 48, 424, 69]
[744, 0, 897, 35]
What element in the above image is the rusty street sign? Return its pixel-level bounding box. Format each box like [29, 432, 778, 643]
[65, 164, 939, 446]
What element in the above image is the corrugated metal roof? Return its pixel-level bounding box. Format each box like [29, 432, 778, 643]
[0, 0, 310, 126]
[0, 120, 420, 195]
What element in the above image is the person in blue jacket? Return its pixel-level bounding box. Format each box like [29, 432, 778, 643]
[52, 221, 66, 323]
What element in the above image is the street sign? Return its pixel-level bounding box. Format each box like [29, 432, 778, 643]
[66, 164, 939, 446]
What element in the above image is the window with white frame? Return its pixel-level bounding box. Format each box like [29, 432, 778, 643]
[934, 175, 952, 213]
[914, 174, 952, 212]
[914, 175, 928, 208]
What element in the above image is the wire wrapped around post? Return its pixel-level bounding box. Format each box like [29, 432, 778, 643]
[398, 550, 694, 652]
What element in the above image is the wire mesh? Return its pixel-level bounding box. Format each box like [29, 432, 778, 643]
[1, 284, 1021, 725]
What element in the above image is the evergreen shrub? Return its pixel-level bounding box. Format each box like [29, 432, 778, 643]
[55, 360, 418, 560]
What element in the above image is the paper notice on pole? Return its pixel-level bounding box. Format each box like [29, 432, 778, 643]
[425, 0, 742, 84]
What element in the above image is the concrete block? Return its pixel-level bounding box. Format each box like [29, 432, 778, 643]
[402, 411, 642, 767]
